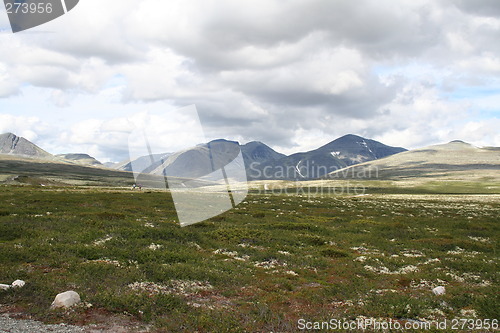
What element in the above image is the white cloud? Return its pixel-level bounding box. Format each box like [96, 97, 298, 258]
[0, 63, 19, 97]
[0, 0, 499, 158]
[0, 114, 51, 142]
[446, 32, 474, 54]
[50, 106, 207, 162]
[457, 53, 500, 74]
[450, 119, 500, 147]
[120, 48, 195, 101]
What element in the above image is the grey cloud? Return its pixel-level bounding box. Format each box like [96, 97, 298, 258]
[1, 0, 499, 155]
[240, 75, 398, 119]
[451, 0, 500, 17]
[158, 1, 446, 71]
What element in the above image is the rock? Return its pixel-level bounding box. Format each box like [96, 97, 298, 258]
[432, 286, 446, 295]
[0, 284, 11, 290]
[11, 280, 25, 288]
[51, 291, 81, 309]
[460, 309, 477, 317]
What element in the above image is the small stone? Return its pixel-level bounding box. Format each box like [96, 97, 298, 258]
[51, 291, 81, 309]
[0, 284, 11, 290]
[11, 280, 25, 288]
[460, 309, 477, 317]
[432, 286, 446, 295]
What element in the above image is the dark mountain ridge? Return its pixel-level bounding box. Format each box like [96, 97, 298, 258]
[1, 132, 407, 181]
[248, 134, 407, 180]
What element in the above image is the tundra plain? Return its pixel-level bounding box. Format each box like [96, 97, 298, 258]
[0, 182, 498, 332]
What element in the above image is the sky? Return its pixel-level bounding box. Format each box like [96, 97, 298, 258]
[0, 0, 499, 162]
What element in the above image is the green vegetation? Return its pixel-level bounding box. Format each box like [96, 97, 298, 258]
[0, 159, 135, 186]
[0, 185, 498, 332]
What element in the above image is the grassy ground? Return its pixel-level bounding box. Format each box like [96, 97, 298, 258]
[0, 185, 498, 332]
[0, 158, 135, 186]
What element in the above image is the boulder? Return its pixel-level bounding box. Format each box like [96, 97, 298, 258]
[432, 286, 446, 295]
[11, 280, 25, 288]
[51, 291, 81, 309]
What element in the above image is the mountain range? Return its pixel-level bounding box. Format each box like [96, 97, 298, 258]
[114, 134, 406, 181]
[245, 134, 406, 180]
[0, 133, 106, 167]
[1, 132, 498, 186]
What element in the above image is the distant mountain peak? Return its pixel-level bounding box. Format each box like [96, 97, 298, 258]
[56, 153, 102, 166]
[208, 139, 239, 145]
[0, 132, 52, 159]
[338, 133, 364, 140]
[448, 140, 474, 147]
[241, 141, 286, 164]
[425, 140, 477, 151]
[243, 140, 266, 147]
[248, 135, 407, 180]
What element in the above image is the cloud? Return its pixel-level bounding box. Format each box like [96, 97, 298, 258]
[0, 114, 51, 142]
[451, 119, 500, 147]
[0, 63, 19, 97]
[51, 106, 208, 162]
[0, 0, 499, 158]
[452, 0, 500, 17]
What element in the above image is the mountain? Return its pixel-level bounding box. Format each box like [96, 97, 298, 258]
[326, 140, 500, 181]
[315, 134, 407, 163]
[0, 133, 105, 166]
[0, 133, 52, 159]
[241, 141, 286, 164]
[2, 132, 494, 188]
[125, 135, 406, 181]
[115, 153, 172, 172]
[0, 132, 406, 182]
[146, 139, 243, 179]
[56, 153, 102, 166]
[103, 162, 118, 168]
[248, 134, 407, 180]
[121, 140, 285, 181]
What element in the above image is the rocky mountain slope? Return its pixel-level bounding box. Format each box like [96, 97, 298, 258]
[115, 153, 172, 173]
[2, 132, 496, 186]
[0, 133, 52, 159]
[0, 132, 412, 181]
[249, 134, 407, 180]
[120, 140, 286, 181]
[122, 134, 406, 181]
[147, 139, 243, 179]
[241, 141, 286, 165]
[0, 133, 106, 167]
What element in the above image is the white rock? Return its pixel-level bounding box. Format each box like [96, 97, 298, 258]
[460, 309, 477, 317]
[11, 280, 25, 288]
[0, 284, 11, 290]
[432, 286, 446, 295]
[51, 291, 81, 309]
